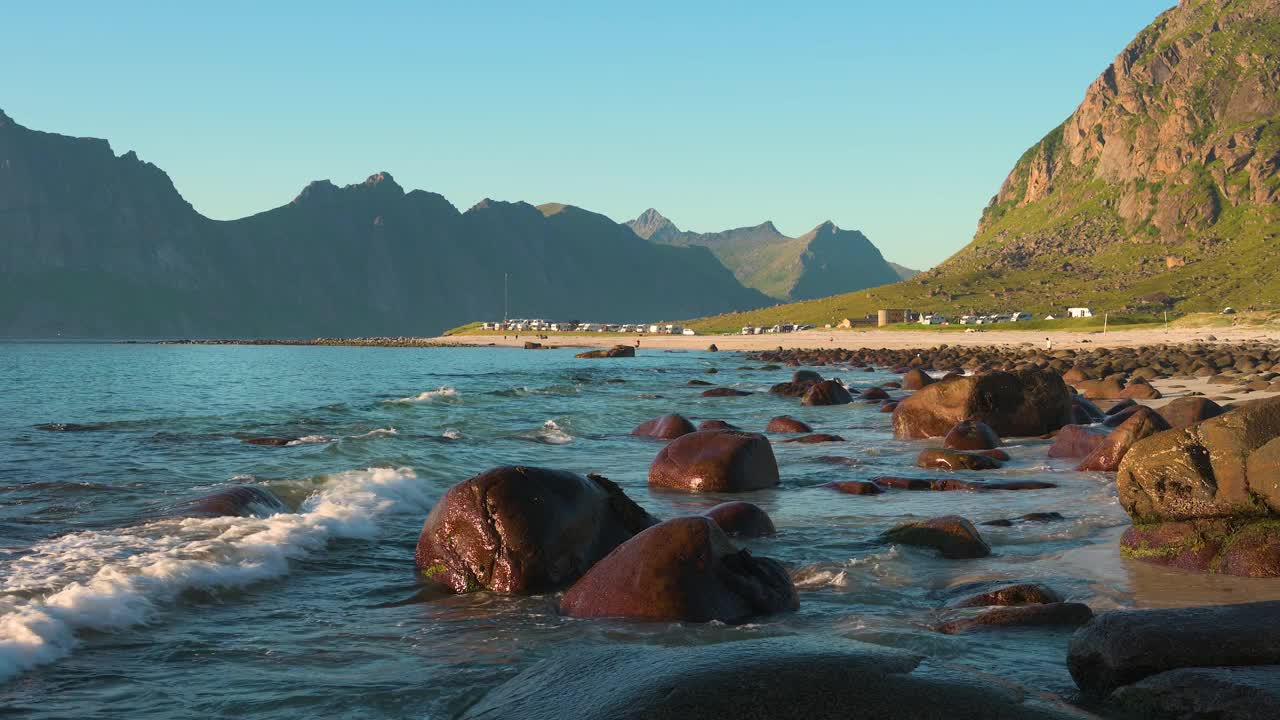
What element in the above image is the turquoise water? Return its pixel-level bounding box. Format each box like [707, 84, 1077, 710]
[2, 343, 1275, 718]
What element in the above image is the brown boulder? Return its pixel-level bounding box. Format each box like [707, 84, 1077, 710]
[698, 420, 740, 431]
[785, 433, 845, 444]
[243, 436, 292, 446]
[1121, 519, 1280, 577]
[766, 415, 813, 433]
[892, 369, 1073, 439]
[631, 414, 696, 440]
[943, 420, 1001, 450]
[1116, 396, 1280, 521]
[1075, 379, 1126, 400]
[883, 515, 991, 559]
[415, 466, 658, 594]
[705, 501, 776, 537]
[1048, 425, 1109, 459]
[951, 582, 1063, 608]
[902, 368, 935, 390]
[649, 430, 780, 493]
[1120, 380, 1162, 400]
[1077, 407, 1170, 472]
[1158, 396, 1226, 428]
[559, 516, 798, 622]
[859, 387, 890, 401]
[802, 380, 854, 406]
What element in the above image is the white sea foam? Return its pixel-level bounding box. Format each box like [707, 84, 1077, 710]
[535, 420, 572, 445]
[387, 387, 459, 404]
[0, 467, 427, 682]
[286, 435, 332, 446]
[351, 427, 398, 440]
[442, 428, 463, 440]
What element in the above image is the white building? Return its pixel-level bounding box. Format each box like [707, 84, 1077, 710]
[1067, 307, 1093, 318]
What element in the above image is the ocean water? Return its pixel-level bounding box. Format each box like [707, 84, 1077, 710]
[3, 342, 1279, 718]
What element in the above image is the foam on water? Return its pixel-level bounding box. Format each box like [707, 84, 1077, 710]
[531, 420, 573, 445]
[0, 467, 428, 682]
[387, 387, 459, 404]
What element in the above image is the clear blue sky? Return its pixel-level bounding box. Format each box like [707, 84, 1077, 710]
[3, 1, 1172, 267]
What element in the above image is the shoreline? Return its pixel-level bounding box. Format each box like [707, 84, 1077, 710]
[137, 326, 1280, 351]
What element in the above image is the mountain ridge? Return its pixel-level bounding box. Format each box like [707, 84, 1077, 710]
[625, 209, 901, 301]
[0, 111, 771, 338]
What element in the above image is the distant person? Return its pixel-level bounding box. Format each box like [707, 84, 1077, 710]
[1045, 337, 1052, 350]
[635, 339, 640, 348]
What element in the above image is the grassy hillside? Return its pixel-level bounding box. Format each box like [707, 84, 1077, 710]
[686, 0, 1280, 332]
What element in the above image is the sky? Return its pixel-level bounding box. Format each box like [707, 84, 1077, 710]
[2, 0, 1174, 268]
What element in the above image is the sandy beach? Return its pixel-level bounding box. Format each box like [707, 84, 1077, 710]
[431, 326, 1280, 352]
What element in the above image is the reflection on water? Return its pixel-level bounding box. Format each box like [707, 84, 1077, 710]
[2, 343, 1278, 718]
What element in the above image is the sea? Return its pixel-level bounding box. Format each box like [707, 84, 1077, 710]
[3, 342, 1279, 718]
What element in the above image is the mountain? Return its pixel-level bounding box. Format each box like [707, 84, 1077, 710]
[687, 0, 1280, 330]
[887, 262, 920, 281]
[0, 110, 770, 338]
[625, 209, 900, 301]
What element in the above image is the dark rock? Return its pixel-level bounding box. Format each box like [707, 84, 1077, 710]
[951, 582, 1063, 608]
[1159, 396, 1227, 428]
[700, 387, 753, 397]
[802, 380, 854, 406]
[171, 485, 288, 518]
[937, 603, 1093, 634]
[1067, 601, 1280, 699]
[859, 387, 890, 401]
[631, 414, 696, 440]
[1108, 666, 1280, 720]
[687, 379, 714, 386]
[766, 415, 813, 433]
[705, 501, 776, 537]
[415, 466, 657, 594]
[460, 637, 1089, 720]
[892, 369, 1073, 439]
[697, 420, 740, 431]
[576, 345, 635, 359]
[648, 430, 780, 492]
[785, 433, 845, 444]
[1048, 425, 1109, 459]
[242, 436, 293, 446]
[1077, 406, 1170, 472]
[916, 448, 1003, 471]
[943, 420, 1001, 451]
[883, 515, 991, 559]
[825, 480, 884, 495]
[559, 516, 797, 622]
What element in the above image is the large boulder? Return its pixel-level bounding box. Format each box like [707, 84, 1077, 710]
[916, 448, 1002, 471]
[1159, 396, 1227, 429]
[171, 485, 288, 518]
[415, 466, 657, 594]
[1108, 666, 1280, 720]
[801, 380, 854, 406]
[892, 370, 1073, 439]
[882, 515, 991, 559]
[1116, 396, 1280, 521]
[1120, 519, 1280, 577]
[1067, 601, 1280, 699]
[1076, 406, 1170, 472]
[631, 414, 696, 440]
[559, 516, 797, 623]
[460, 637, 1092, 720]
[648, 430, 780, 492]
[769, 370, 823, 398]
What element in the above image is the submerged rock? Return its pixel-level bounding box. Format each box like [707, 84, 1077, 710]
[883, 515, 991, 559]
[937, 603, 1093, 634]
[700, 387, 752, 397]
[951, 582, 1063, 608]
[825, 480, 884, 495]
[943, 420, 1001, 450]
[697, 419, 740, 431]
[460, 637, 1091, 720]
[704, 501, 776, 537]
[648, 430, 780, 492]
[576, 345, 635, 359]
[785, 433, 845, 444]
[916, 448, 1003, 471]
[801, 380, 854, 406]
[171, 485, 288, 518]
[766, 415, 813, 433]
[630, 414, 696, 440]
[559, 516, 797, 623]
[414, 466, 657, 594]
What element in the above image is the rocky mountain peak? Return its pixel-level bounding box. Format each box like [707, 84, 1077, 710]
[0, 108, 13, 128]
[352, 171, 403, 194]
[626, 208, 680, 240]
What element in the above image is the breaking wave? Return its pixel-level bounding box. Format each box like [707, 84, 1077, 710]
[0, 467, 428, 682]
[386, 387, 460, 404]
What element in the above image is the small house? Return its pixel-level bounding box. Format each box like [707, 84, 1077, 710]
[1067, 307, 1093, 319]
